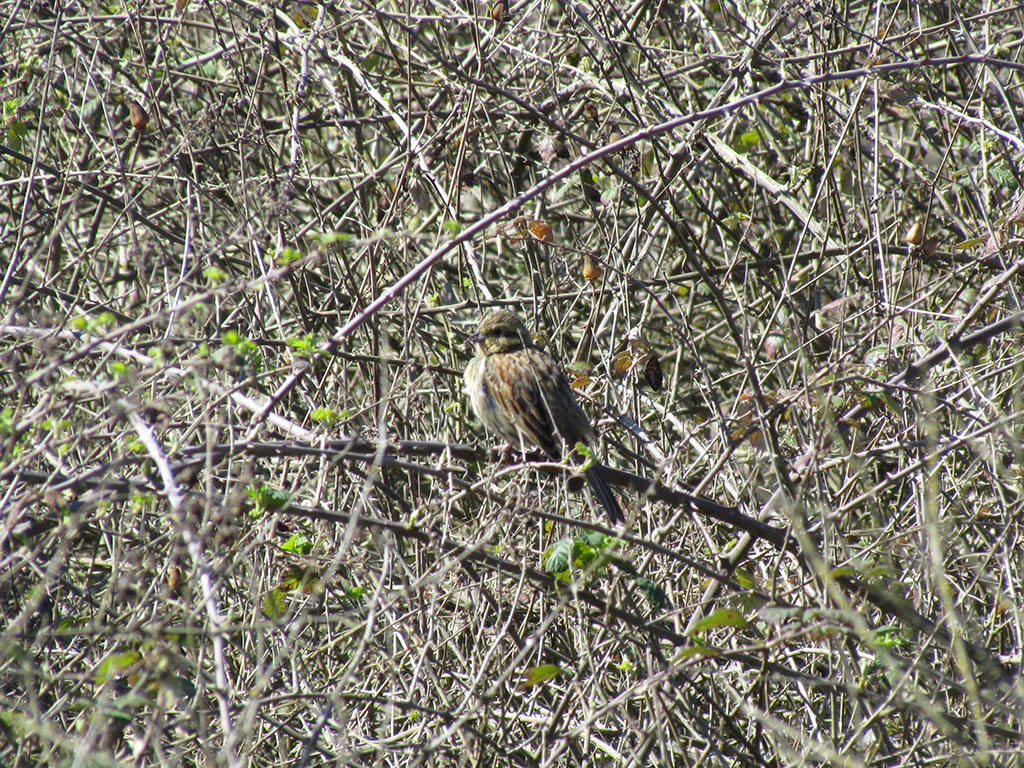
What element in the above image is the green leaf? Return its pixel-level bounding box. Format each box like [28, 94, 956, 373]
[571, 537, 600, 569]
[689, 608, 748, 634]
[203, 266, 228, 283]
[262, 588, 288, 621]
[738, 130, 760, 149]
[0, 407, 14, 436]
[7, 120, 27, 141]
[276, 247, 303, 265]
[519, 664, 563, 689]
[344, 585, 368, 602]
[732, 568, 757, 589]
[95, 650, 142, 684]
[871, 625, 907, 649]
[311, 230, 354, 244]
[287, 333, 316, 351]
[635, 576, 667, 608]
[566, 360, 593, 377]
[951, 236, 986, 250]
[311, 407, 340, 427]
[828, 565, 857, 580]
[280, 567, 321, 592]
[573, 441, 596, 470]
[247, 484, 290, 515]
[544, 538, 573, 577]
[280, 533, 314, 555]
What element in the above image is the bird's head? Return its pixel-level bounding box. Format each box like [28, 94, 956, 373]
[469, 310, 532, 355]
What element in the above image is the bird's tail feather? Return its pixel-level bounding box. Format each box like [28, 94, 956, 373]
[585, 464, 624, 525]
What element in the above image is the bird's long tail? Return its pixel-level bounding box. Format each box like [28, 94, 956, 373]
[585, 464, 624, 525]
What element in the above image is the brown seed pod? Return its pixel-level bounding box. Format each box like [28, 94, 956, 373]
[528, 220, 554, 242]
[905, 219, 924, 245]
[128, 99, 149, 130]
[643, 354, 663, 391]
[167, 564, 182, 590]
[491, 1, 510, 22]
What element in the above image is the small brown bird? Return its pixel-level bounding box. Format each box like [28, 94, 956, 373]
[464, 309, 624, 524]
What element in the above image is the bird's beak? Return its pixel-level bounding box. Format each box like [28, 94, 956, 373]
[468, 332, 484, 345]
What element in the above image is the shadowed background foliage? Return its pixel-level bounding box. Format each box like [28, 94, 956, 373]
[2, 0, 1024, 765]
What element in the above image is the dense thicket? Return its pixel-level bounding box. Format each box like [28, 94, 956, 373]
[2, 1, 1024, 765]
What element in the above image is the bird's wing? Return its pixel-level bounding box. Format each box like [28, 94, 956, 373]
[525, 349, 597, 453]
[483, 351, 558, 456]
